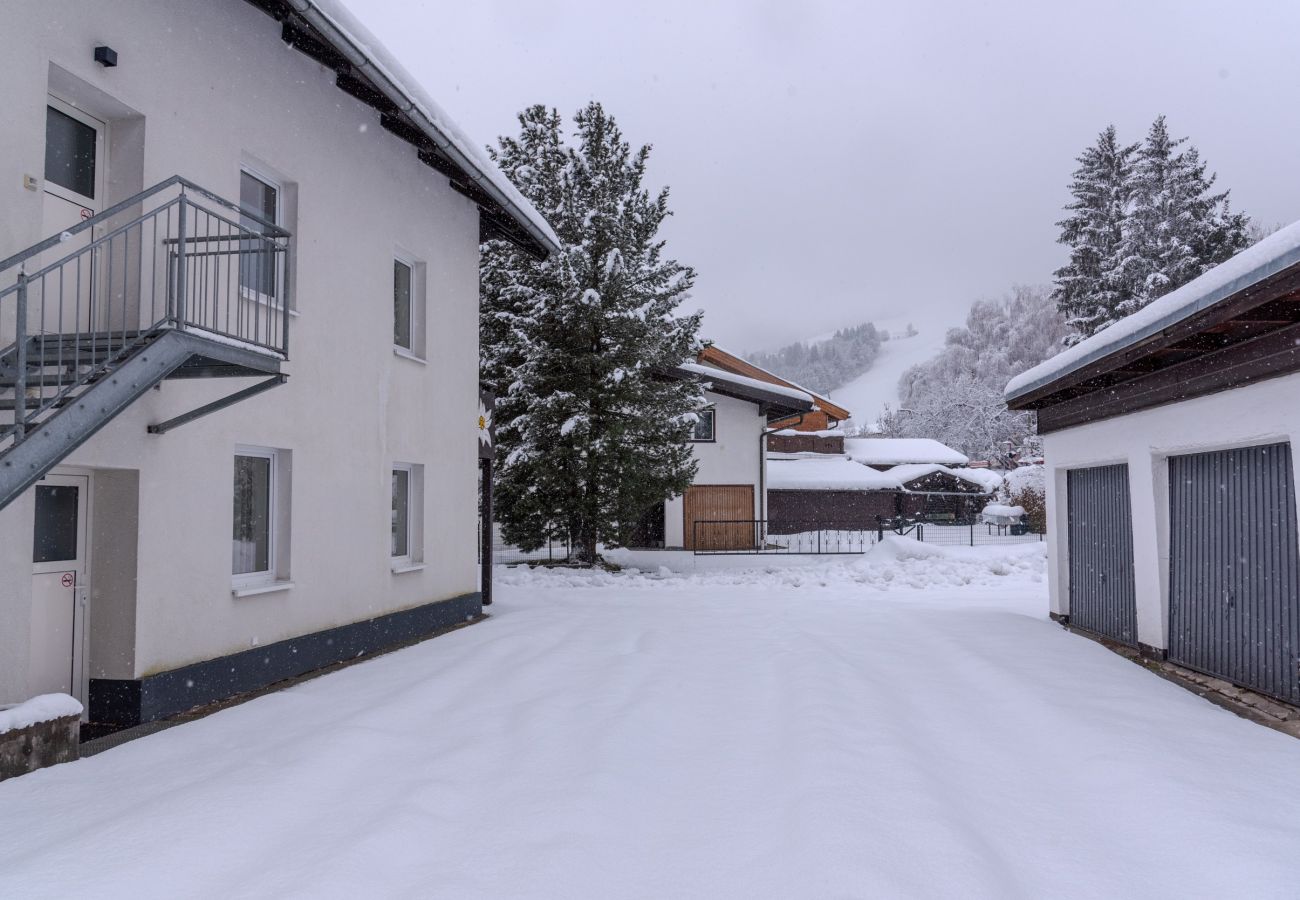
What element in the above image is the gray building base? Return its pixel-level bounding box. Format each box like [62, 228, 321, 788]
[89, 592, 482, 727]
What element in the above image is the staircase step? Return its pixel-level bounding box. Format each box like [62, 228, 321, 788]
[0, 369, 96, 390]
[0, 394, 76, 412]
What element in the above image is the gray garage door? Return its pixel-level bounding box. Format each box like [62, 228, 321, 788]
[1168, 443, 1300, 704]
[1067, 464, 1138, 645]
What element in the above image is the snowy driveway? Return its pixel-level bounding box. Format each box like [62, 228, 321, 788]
[4, 544, 1300, 899]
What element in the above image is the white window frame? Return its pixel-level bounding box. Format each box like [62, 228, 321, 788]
[391, 463, 413, 565]
[238, 164, 287, 312]
[44, 96, 106, 209]
[232, 445, 291, 593]
[391, 463, 425, 572]
[393, 254, 414, 354]
[392, 250, 426, 362]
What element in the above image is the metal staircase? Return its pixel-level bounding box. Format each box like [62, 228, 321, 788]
[0, 177, 292, 511]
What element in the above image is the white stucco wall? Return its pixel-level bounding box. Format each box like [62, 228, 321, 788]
[664, 392, 766, 547]
[0, 0, 484, 697]
[1042, 371, 1300, 650]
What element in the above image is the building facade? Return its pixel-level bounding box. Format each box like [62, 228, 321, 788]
[655, 361, 812, 549]
[1007, 223, 1300, 705]
[0, 0, 556, 725]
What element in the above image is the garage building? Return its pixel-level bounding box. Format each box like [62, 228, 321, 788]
[1006, 223, 1300, 705]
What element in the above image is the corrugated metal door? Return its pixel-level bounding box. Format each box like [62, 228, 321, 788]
[1067, 464, 1138, 645]
[1168, 443, 1300, 704]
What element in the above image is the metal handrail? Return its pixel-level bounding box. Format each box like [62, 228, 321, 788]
[1, 177, 291, 446]
[0, 175, 289, 275]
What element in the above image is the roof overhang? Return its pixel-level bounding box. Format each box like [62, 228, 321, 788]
[662, 366, 814, 422]
[1007, 258, 1300, 433]
[697, 345, 851, 421]
[242, 0, 560, 260]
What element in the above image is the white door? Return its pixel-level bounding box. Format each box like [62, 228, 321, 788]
[40, 97, 106, 334]
[30, 473, 90, 706]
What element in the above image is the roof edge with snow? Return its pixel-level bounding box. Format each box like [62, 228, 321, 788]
[669, 363, 815, 418]
[265, 0, 561, 258]
[1006, 220, 1300, 402]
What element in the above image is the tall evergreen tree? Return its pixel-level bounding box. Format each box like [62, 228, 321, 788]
[1122, 115, 1250, 311]
[1051, 125, 1138, 344]
[481, 103, 703, 564]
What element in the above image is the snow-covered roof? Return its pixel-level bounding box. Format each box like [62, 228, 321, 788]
[680, 362, 814, 405]
[844, 438, 968, 467]
[1006, 220, 1300, 401]
[955, 467, 1005, 493]
[887, 464, 997, 493]
[704, 344, 843, 412]
[767, 457, 903, 492]
[298, 1, 561, 256]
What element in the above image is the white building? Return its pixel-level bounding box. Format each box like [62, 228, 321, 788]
[0, 0, 558, 726]
[652, 361, 812, 549]
[1007, 223, 1300, 707]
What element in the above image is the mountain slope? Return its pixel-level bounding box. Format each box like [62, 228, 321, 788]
[823, 317, 949, 429]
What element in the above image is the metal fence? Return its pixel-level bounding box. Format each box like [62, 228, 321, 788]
[693, 517, 1044, 556]
[478, 519, 574, 567]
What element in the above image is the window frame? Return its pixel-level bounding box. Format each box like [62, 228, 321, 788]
[393, 256, 414, 353]
[690, 407, 717, 443]
[237, 164, 286, 310]
[232, 446, 278, 589]
[44, 96, 106, 208]
[391, 463, 413, 565]
[392, 250, 426, 361]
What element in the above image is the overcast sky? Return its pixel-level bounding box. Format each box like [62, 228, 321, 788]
[349, 0, 1300, 353]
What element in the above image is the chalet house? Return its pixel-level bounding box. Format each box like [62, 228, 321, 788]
[0, 0, 558, 728]
[644, 357, 812, 549]
[696, 345, 851, 432]
[1006, 221, 1300, 707]
[766, 433, 997, 530]
[886, 464, 996, 522]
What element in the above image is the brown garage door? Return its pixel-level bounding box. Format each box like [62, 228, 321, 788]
[684, 484, 755, 550]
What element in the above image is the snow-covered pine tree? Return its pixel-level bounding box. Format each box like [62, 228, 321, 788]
[1122, 116, 1250, 312]
[1052, 125, 1138, 344]
[480, 103, 703, 565]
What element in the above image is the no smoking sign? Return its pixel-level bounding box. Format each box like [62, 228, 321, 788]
[60, 572, 75, 589]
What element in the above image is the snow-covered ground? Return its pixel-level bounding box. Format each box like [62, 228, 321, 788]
[4, 542, 1300, 898]
[827, 317, 950, 429]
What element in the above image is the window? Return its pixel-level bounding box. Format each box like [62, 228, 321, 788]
[45, 105, 98, 200]
[233, 451, 274, 578]
[233, 447, 290, 589]
[392, 253, 425, 359]
[391, 463, 424, 570]
[691, 408, 716, 442]
[33, 484, 80, 563]
[391, 466, 411, 560]
[394, 259, 413, 350]
[239, 169, 280, 300]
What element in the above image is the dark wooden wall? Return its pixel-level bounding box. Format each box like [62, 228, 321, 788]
[768, 489, 897, 532]
[767, 432, 845, 454]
